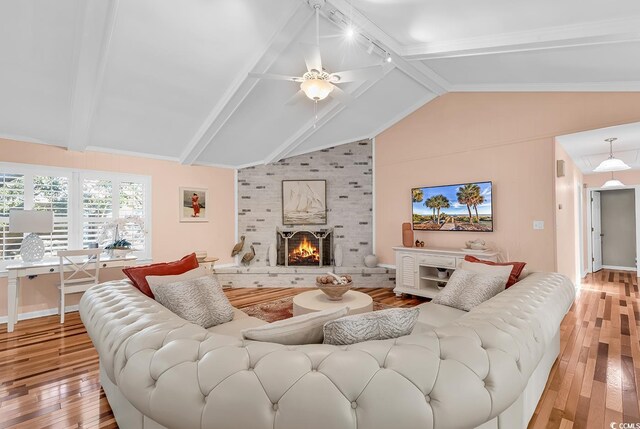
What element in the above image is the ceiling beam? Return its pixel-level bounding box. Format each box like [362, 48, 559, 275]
[325, 0, 448, 95]
[179, 4, 313, 165]
[67, 0, 119, 152]
[264, 65, 394, 164]
[402, 16, 640, 60]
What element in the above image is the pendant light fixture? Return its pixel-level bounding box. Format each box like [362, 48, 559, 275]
[602, 171, 625, 189]
[593, 138, 630, 172]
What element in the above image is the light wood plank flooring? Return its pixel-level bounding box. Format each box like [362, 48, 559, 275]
[0, 274, 638, 428]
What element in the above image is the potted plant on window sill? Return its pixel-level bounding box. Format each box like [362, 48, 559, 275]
[105, 239, 133, 258]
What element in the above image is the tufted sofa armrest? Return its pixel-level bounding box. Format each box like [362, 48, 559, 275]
[80, 273, 575, 429]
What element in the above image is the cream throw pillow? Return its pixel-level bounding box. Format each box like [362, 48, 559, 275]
[150, 275, 234, 328]
[432, 268, 507, 311]
[242, 306, 349, 345]
[146, 266, 210, 287]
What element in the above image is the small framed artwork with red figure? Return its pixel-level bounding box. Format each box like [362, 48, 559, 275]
[179, 187, 208, 222]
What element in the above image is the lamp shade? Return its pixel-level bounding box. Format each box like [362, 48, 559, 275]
[9, 210, 54, 233]
[602, 179, 625, 189]
[593, 157, 631, 173]
[300, 79, 333, 101]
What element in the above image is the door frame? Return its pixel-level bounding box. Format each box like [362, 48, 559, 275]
[586, 185, 640, 277]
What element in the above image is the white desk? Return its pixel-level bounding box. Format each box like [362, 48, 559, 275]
[5, 255, 137, 332]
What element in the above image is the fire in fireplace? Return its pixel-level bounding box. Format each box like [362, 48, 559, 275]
[276, 228, 333, 267]
[289, 235, 319, 265]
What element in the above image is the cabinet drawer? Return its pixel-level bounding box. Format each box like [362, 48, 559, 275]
[417, 255, 456, 268]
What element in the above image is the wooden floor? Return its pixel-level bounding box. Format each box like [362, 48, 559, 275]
[0, 274, 637, 428]
[529, 270, 640, 428]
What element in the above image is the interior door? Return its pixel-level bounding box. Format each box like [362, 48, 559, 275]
[592, 191, 603, 272]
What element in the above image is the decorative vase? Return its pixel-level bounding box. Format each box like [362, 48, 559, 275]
[364, 254, 378, 268]
[402, 223, 413, 247]
[268, 243, 277, 267]
[437, 268, 448, 279]
[334, 244, 343, 267]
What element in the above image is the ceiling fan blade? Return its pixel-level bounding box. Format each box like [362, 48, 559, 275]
[330, 65, 385, 83]
[285, 90, 307, 106]
[329, 85, 354, 105]
[248, 72, 301, 82]
[300, 43, 322, 73]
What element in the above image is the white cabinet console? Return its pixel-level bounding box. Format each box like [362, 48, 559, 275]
[393, 246, 500, 299]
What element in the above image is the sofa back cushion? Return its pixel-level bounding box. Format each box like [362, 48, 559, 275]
[150, 275, 234, 328]
[123, 253, 199, 298]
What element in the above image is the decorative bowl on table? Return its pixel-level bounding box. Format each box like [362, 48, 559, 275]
[315, 274, 353, 301]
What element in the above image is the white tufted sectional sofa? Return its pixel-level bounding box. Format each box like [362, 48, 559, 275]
[79, 272, 575, 429]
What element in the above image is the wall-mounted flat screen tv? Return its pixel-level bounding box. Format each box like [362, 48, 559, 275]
[412, 181, 493, 232]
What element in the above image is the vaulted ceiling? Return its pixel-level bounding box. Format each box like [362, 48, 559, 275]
[1, 0, 639, 168]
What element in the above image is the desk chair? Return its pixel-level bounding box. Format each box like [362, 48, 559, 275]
[57, 249, 102, 323]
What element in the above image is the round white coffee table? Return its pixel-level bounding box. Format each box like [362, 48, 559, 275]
[293, 290, 373, 316]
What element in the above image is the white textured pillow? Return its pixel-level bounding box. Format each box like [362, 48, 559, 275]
[432, 268, 507, 311]
[146, 266, 210, 287]
[242, 306, 349, 345]
[323, 308, 419, 345]
[150, 276, 234, 328]
[458, 260, 511, 284]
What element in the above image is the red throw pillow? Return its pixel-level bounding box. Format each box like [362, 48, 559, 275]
[123, 253, 199, 298]
[464, 255, 526, 288]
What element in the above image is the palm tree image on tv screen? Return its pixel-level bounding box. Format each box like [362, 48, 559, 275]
[412, 182, 493, 232]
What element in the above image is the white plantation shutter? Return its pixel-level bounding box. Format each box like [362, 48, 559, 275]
[0, 173, 25, 261]
[82, 179, 113, 248]
[0, 163, 151, 268]
[33, 175, 70, 254]
[119, 181, 146, 252]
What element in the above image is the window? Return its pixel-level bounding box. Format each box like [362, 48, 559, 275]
[0, 163, 151, 268]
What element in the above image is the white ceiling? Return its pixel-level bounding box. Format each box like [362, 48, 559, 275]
[1, 0, 639, 168]
[557, 122, 640, 174]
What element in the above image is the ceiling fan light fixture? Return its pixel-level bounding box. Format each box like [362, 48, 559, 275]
[593, 137, 631, 172]
[300, 78, 333, 101]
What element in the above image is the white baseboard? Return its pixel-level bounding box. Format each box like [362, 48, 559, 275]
[602, 265, 636, 272]
[0, 304, 79, 325]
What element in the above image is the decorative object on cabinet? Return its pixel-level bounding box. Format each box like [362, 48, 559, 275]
[464, 239, 487, 250]
[393, 246, 499, 298]
[402, 222, 414, 247]
[179, 187, 208, 222]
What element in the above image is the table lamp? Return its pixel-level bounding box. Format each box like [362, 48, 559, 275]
[9, 210, 54, 262]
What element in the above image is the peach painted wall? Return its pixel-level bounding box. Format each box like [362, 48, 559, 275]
[375, 92, 640, 278]
[554, 143, 584, 284]
[0, 138, 236, 318]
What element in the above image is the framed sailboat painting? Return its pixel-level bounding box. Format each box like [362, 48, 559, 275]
[282, 180, 327, 225]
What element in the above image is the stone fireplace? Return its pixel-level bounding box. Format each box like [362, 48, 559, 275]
[276, 228, 333, 267]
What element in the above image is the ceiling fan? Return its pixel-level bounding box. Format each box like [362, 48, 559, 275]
[248, 0, 386, 106]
